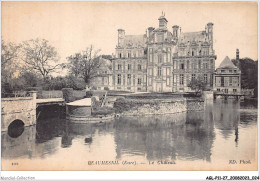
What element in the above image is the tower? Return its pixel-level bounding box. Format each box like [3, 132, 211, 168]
[236, 49, 239, 60]
[158, 12, 168, 29]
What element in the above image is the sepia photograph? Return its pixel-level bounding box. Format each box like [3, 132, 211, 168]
[1, 0, 258, 176]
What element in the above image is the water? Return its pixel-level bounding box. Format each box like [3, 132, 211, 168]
[1, 99, 258, 170]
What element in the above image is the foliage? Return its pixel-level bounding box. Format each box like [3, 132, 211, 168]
[66, 45, 102, 84]
[101, 54, 113, 61]
[21, 38, 64, 79]
[91, 107, 115, 116]
[62, 88, 74, 103]
[232, 58, 258, 97]
[187, 76, 207, 95]
[40, 76, 86, 90]
[1, 40, 21, 95]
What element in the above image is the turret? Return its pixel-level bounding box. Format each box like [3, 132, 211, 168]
[117, 29, 125, 47]
[158, 12, 168, 29]
[172, 25, 179, 39]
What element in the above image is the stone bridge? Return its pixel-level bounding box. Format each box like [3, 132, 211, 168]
[1, 92, 37, 132]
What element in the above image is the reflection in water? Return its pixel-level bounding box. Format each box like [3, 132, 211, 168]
[1, 100, 257, 164]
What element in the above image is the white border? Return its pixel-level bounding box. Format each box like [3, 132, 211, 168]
[0, 0, 259, 180]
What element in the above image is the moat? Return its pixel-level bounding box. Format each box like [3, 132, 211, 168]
[1, 99, 257, 170]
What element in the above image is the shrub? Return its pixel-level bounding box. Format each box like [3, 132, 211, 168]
[91, 107, 115, 116]
[85, 91, 93, 98]
[62, 88, 74, 103]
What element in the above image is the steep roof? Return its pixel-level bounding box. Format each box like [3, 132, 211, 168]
[123, 34, 146, 48]
[218, 56, 237, 69]
[179, 31, 207, 43]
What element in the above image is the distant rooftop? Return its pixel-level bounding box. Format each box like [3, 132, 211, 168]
[218, 56, 237, 69]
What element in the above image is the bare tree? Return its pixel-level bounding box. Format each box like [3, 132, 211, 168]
[67, 45, 102, 84]
[21, 38, 63, 79]
[1, 40, 21, 83]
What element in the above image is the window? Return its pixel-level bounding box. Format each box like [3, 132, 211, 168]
[138, 78, 142, 85]
[138, 64, 142, 71]
[148, 78, 152, 85]
[127, 74, 131, 85]
[167, 48, 171, 62]
[217, 89, 220, 92]
[199, 50, 201, 56]
[204, 74, 208, 83]
[203, 63, 208, 69]
[221, 77, 224, 87]
[229, 77, 232, 86]
[181, 63, 184, 70]
[128, 52, 131, 58]
[229, 70, 232, 73]
[221, 70, 225, 73]
[149, 48, 153, 62]
[119, 53, 122, 58]
[187, 60, 189, 69]
[118, 64, 122, 71]
[198, 60, 201, 69]
[234, 70, 237, 73]
[158, 55, 162, 63]
[128, 64, 131, 70]
[166, 68, 171, 76]
[192, 74, 196, 81]
[180, 74, 184, 85]
[166, 77, 170, 86]
[158, 34, 163, 42]
[192, 51, 194, 56]
[233, 89, 237, 93]
[149, 68, 153, 76]
[102, 77, 104, 85]
[117, 74, 121, 85]
[191, 63, 195, 70]
[157, 67, 162, 77]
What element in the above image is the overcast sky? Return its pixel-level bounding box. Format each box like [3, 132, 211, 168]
[2, 1, 258, 70]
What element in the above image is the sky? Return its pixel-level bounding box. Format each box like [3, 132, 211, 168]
[2, 1, 258, 71]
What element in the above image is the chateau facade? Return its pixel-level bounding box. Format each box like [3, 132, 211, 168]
[111, 14, 217, 92]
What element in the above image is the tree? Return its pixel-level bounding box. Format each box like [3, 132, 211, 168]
[101, 54, 113, 61]
[66, 45, 102, 85]
[1, 40, 21, 82]
[1, 40, 21, 94]
[21, 38, 63, 79]
[187, 75, 207, 95]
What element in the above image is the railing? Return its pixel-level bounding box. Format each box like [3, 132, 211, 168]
[1, 91, 31, 98]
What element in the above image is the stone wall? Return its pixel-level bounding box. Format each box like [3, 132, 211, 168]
[116, 98, 204, 116]
[1, 97, 36, 131]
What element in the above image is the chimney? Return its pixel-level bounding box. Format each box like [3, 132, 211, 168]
[172, 25, 179, 39]
[236, 49, 239, 60]
[117, 29, 125, 46]
[148, 27, 155, 38]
